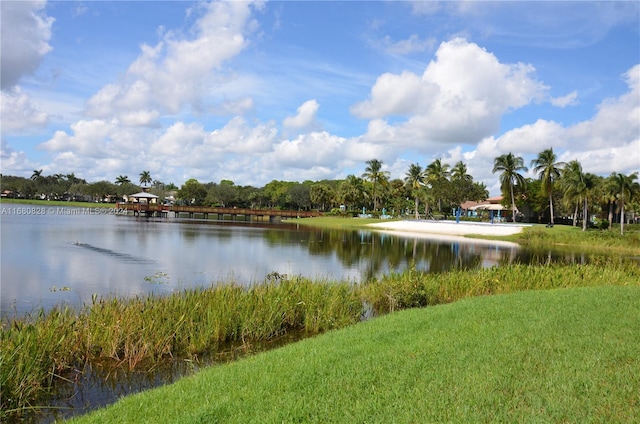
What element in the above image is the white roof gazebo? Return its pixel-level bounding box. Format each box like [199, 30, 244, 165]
[126, 191, 159, 204]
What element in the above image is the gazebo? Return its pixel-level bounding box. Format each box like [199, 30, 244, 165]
[126, 191, 159, 205]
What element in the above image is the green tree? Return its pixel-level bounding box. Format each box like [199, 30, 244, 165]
[404, 163, 425, 219]
[116, 182, 140, 198]
[264, 180, 294, 209]
[31, 169, 43, 181]
[139, 171, 152, 188]
[289, 183, 311, 210]
[560, 160, 584, 227]
[115, 175, 131, 185]
[492, 153, 528, 222]
[310, 183, 333, 211]
[531, 148, 566, 225]
[450, 161, 483, 208]
[178, 179, 207, 205]
[338, 175, 365, 212]
[362, 159, 390, 211]
[425, 159, 451, 214]
[560, 160, 598, 230]
[87, 181, 117, 202]
[613, 172, 639, 235]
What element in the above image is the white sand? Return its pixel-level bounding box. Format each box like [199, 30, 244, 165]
[367, 220, 530, 237]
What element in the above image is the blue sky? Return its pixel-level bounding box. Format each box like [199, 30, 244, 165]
[2, 0, 639, 195]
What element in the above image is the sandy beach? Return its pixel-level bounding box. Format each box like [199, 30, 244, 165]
[367, 220, 530, 237]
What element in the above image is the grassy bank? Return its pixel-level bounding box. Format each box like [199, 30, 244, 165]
[497, 223, 640, 255]
[2, 261, 638, 420]
[70, 285, 640, 423]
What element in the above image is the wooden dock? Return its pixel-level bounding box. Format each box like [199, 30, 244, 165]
[115, 203, 321, 221]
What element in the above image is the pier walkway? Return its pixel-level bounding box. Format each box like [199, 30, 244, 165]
[115, 203, 321, 221]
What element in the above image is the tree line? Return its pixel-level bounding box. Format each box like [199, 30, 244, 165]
[1, 147, 638, 230]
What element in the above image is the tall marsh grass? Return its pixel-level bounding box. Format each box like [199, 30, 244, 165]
[359, 259, 640, 314]
[1, 275, 362, 418]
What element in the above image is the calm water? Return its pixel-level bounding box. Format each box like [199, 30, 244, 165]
[1, 203, 527, 317]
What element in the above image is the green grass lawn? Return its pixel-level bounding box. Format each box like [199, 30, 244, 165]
[70, 286, 640, 423]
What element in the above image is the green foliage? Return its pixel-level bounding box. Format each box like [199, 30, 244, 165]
[177, 179, 207, 205]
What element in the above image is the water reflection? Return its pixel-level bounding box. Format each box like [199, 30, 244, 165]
[0, 208, 625, 319]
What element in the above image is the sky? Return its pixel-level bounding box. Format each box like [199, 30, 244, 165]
[1, 0, 639, 196]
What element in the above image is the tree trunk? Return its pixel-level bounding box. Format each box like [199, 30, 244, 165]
[549, 192, 555, 225]
[414, 197, 420, 219]
[510, 183, 517, 222]
[608, 202, 614, 230]
[582, 199, 588, 231]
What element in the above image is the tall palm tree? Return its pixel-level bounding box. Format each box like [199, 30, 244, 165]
[581, 173, 598, 231]
[115, 175, 131, 186]
[560, 160, 584, 227]
[492, 153, 528, 222]
[362, 159, 389, 211]
[451, 161, 472, 183]
[404, 163, 425, 219]
[531, 148, 566, 226]
[425, 158, 450, 213]
[613, 172, 639, 235]
[603, 173, 622, 230]
[139, 171, 152, 189]
[31, 169, 43, 181]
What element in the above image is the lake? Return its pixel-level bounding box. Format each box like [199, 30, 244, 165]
[0, 203, 531, 318]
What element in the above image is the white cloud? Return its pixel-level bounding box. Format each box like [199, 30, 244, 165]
[84, 1, 259, 121]
[151, 122, 206, 157]
[565, 65, 640, 151]
[283, 100, 319, 129]
[39, 119, 150, 160]
[351, 71, 437, 118]
[0, 0, 54, 89]
[1, 88, 49, 132]
[355, 38, 548, 149]
[0, 139, 38, 174]
[203, 117, 277, 154]
[550, 91, 578, 108]
[457, 64, 640, 194]
[377, 34, 436, 55]
[271, 131, 346, 168]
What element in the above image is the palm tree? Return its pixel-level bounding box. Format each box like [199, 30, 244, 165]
[139, 171, 152, 189]
[599, 174, 618, 230]
[581, 173, 598, 231]
[613, 172, 639, 235]
[362, 159, 389, 211]
[404, 163, 425, 219]
[115, 175, 131, 186]
[561, 160, 597, 231]
[492, 153, 528, 222]
[425, 159, 451, 213]
[560, 160, 584, 227]
[31, 169, 43, 181]
[339, 174, 365, 211]
[451, 161, 472, 183]
[531, 148, 566, 226]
